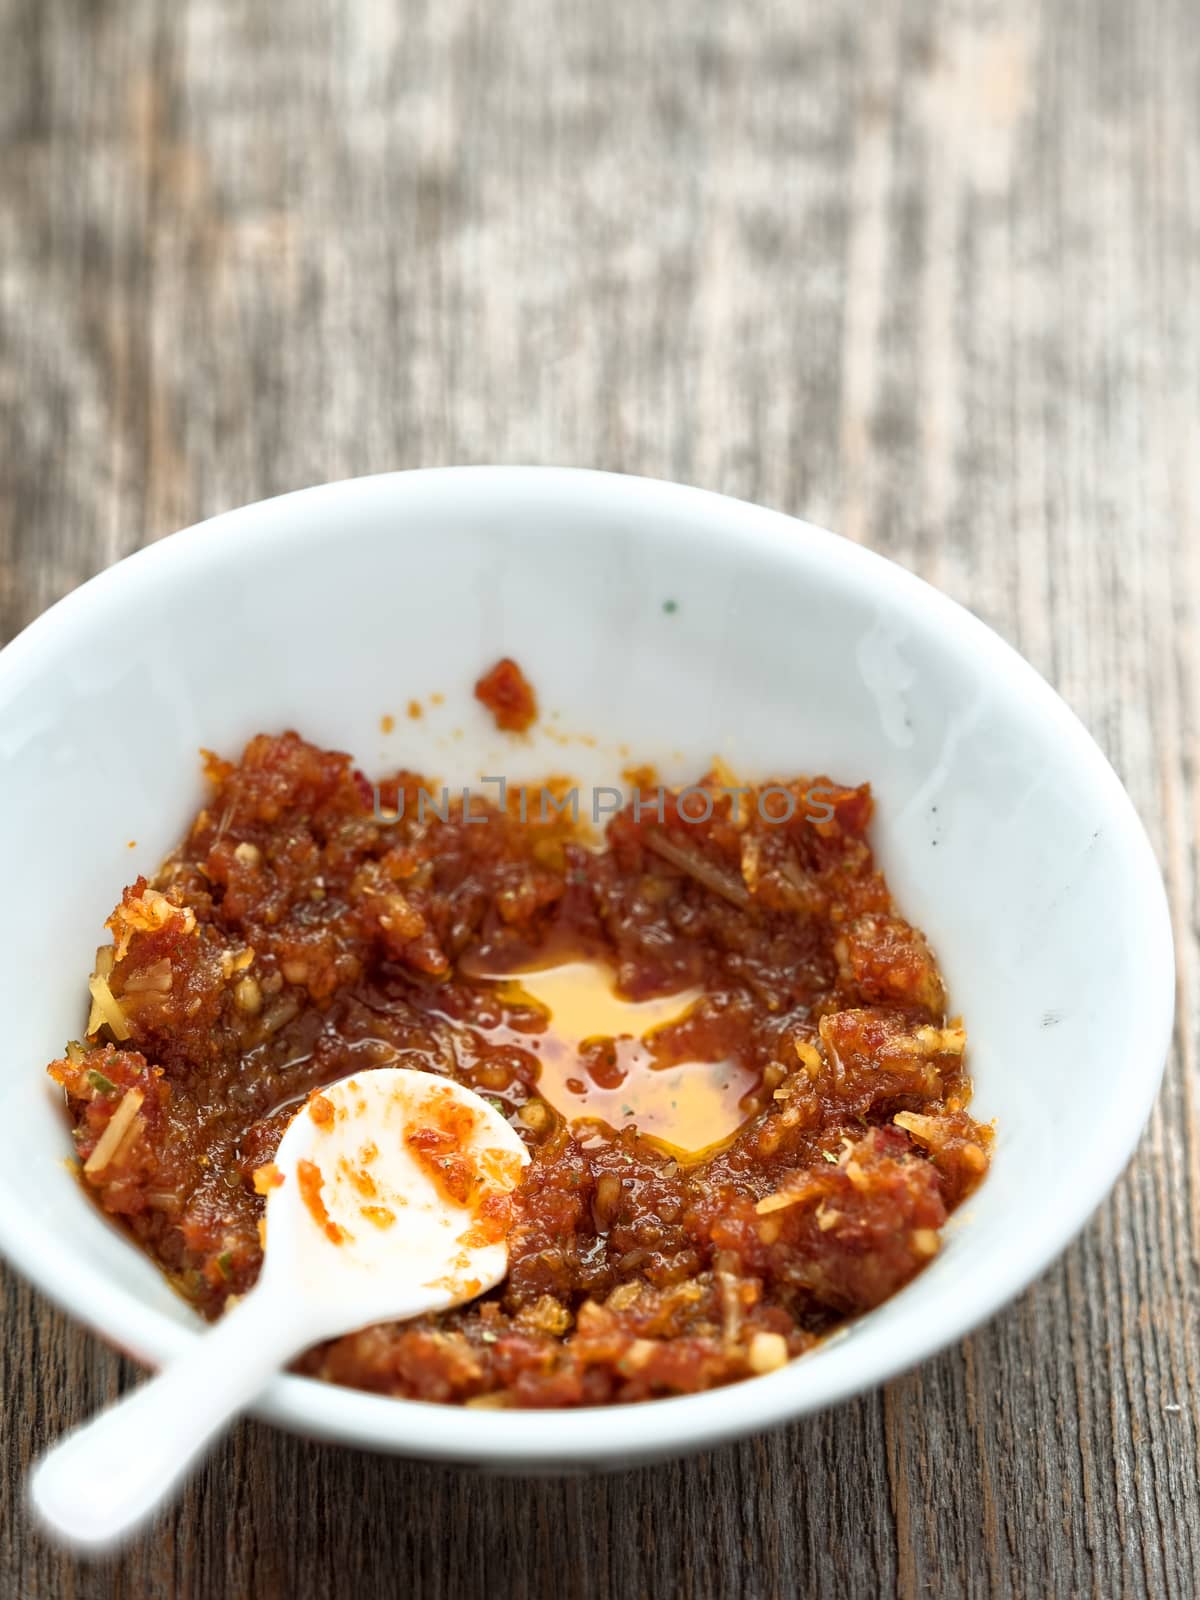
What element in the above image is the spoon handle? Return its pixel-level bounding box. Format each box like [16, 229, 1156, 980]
[29, 1286, 301, 1551]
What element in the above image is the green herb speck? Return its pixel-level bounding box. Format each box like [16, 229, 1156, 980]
[87, 1068, 118, 1095]
[217, 1251, 233, 1279]
[662, 599, 678, 615]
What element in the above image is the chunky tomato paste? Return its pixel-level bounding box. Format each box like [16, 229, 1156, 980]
[48, 698, 990, 1407]
[474, 656, 538, 733]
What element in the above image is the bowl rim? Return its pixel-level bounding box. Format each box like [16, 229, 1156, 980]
[0, 466, 1175, 1465]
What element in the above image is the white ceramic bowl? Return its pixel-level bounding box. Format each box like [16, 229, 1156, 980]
[0, 468, 1173, 1468]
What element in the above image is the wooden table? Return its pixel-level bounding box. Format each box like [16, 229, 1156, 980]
[2, 2, 1196, 1595]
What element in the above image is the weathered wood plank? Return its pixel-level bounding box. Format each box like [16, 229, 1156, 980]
[1, 1, 1197, 1595]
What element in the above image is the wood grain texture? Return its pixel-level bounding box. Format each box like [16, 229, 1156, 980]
[1, 1, 1197, 1595]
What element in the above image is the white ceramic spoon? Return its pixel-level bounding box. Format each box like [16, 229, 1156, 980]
[30, 1066, 530, 1552]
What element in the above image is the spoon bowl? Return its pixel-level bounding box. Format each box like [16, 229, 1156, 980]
[29, 1068, 529, 1552]
[261, 1069, 529, 1329]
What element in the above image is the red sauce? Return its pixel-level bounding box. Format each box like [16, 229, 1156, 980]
[406, 1106, 482, 1208]
[47, 701, 990, 1408]
[307, 1091, 336, 1128]
[475, 657, 538, 732]
[459, 1191, 516, 1249]
[252, 1162, 284, 1196]
[361, 1204, 397, 1229]
[338, 1155, 378, 1200]
[296, 1158, 347, 1246]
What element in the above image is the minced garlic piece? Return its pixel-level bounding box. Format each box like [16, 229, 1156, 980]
[747, 1331, 789, 1374]
[234, 975, 262, 1014]
[889, 1024, 967, 1058]
[84, 1088, 145, 1174]
[122, 959, 173, 994]
[87, 974, 131, 1041]
[606, 1281, 642, 1312]
[756, 1184, 807, 1216]
[794, 1040, 822, 1078]
[893, 1111, 941, 1145]
[518, 1100, 550, 1132]
[109, 887, 196, 959]
[740, 834, 761, 892]
[220, 946, 256, 979]
[621, 1338, 657, 1372]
